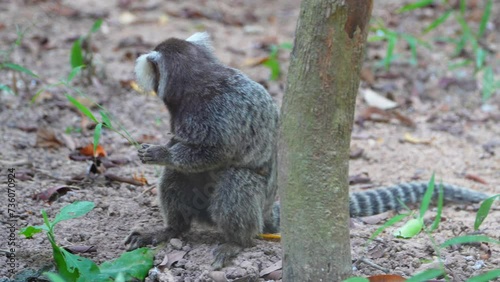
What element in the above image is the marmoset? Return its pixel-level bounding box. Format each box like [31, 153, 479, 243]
[125, 32, 489, 269]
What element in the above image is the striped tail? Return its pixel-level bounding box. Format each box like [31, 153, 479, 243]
[349, 182, 489, 217]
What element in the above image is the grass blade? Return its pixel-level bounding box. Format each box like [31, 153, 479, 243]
[0, 84, 14, 94]
[100, 110, 112, 128]
[420, 173, 435, 218]
[368, 213, 410, 242]
[398, 0, 433, 13]
[441, 235, 500, 248]
[93, 123, 103, 155]
[478, 0, 493, 38]
[70, 38, 84, 68]
[474, 194, 499, 230]
[384, 33, 397, 69]
[90, 19, 103, 33]
[66, 94, 98, 123]
[2, 62, 39, 78]
[406, 268, 444, 282]
[429, 183, 444, 231]
[67, 65, 85, 82]
[467, 269, 500, 282]
[482, 66, 494, 101]
[424, 10, 452, 33]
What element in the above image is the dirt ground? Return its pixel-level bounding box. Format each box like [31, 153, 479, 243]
[1, 0, 499, 281]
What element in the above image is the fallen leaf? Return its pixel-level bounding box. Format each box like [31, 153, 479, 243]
[104, 173, 145, 186]
[259, 233, 281, 242]
[349, 148, 364, 159]
[208, 271, 228, 282]
[242, 56, 270, 67]
[479, 242, 491, 260]
[119, 11, 137, 25]
[360, 67, 375, 84]
[64, 245, 97, 254]
[360, 211, 392, 225]
[33, 186, 77, 203]
[133, 172, 149, 185]
[392, 111, 416, 128]
[368, 274, 406, 282]
[362, 88, 398, 110]
[35, 127, 64, 148]
[401, 133, 434, 145]
[349, 173, 371, 185]
[464, 174, 488, 185]
[158, 250, 187, 269]
[79, 143, 107, 157]
[260, 260, 282, 278]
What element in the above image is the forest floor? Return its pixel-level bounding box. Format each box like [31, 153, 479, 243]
[0, 0, 499, 281]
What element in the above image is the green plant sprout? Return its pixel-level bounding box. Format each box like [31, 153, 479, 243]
[263, 42, 293, 81]
[20, 201, 154, 282]
[0, 25, 39, 94]
[70, 19, 103, 84]
[396, 0, 500, 102]
[347, 174, 499, 281]
[368, 18, 431, 70]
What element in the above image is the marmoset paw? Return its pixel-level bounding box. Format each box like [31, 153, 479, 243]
[138, 144, 170, 165]
[124, 230, 154, 251]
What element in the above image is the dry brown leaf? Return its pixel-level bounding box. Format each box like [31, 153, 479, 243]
[360, 67, 375, 84]
[362, 88, 398, 110]
[104, 173, 145, 186]
[64, 245, 97, 254]
[464, 174, 488, 185]
[259, 260, 282, 278]
[360, 211, 393, 225]
[79, 143, 107, 157]
[242, 56, 270, 67]
[402, 133, 434, 145]
[133, 172, 149, 185]
[158, 250, 187, 269]
[349, 172, 371, 185]
[33, 186, 77, 204]
[259, 233, 281, 242]
[35, 127, 64, 148]
[368, 274, 406, 282]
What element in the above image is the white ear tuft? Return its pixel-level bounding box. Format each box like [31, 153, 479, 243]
[134, 51, 160, 91]
[186, 32, 213, 51]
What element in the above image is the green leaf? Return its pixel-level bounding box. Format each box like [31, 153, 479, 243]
[93, 123, 103, 155]
[67, 65, 85, 82]
[53, 201, 95, 226]
[384, 33, 397, 70]
[430, 183, 444, 231]
[424, 10, 452, 33]
[478, 0, 493, 38]
[100, 111, 112, 128]
[406, 268, 445, 282]
[441, 235, 500, 248]
[70, 38, 84, 69]
[398, 0, 434, 13]
[0, 83, 14, 94]
[52, 240, 76, 280]
[66, 94, 98, 123]
[278, 42, 293, 50]
[2, 62, 39, 78]
[60, 248, 101, 280]
[369, 213, 410, 241]
[475, 48, 486, 70]
[19, 225, 44, 238]
[420, 173, 435, 218]
[467, 269, 500, 282]
[474, 194, 499, 230]
[482, 66, 494, 101]
[44, 272, 67, 282]
[400, 33, 418, 66]
[342, 278, 370, 282]
[394, 218, 424, 238]
[90, 19, 103, 34]
[99, 248, 155, 281]
[263, 59, 281, 81]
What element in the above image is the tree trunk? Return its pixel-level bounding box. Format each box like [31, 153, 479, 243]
[278, 0, 373, 281]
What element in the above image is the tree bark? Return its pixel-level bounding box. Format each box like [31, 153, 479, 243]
[278, 0, 373, 281]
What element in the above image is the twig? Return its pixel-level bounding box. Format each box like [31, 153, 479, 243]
[0, 159, 33, 167]
[355, 257, 390, 273]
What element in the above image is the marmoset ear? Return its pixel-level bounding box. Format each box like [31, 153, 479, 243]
[134, 51, 161, 92]
[186, 32, 214, 52]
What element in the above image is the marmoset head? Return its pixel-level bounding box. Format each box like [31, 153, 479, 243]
[134, 32, 215, 99]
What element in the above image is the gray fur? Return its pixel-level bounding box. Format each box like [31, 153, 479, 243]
[348, 182, 489, 217]
[126, 33, 489, 269]
[125, 33, 279, 269]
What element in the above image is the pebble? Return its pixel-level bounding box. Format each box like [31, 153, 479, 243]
[170, 238, 183, 249]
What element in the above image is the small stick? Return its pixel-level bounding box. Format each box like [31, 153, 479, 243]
[356, 257, 390, 273]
